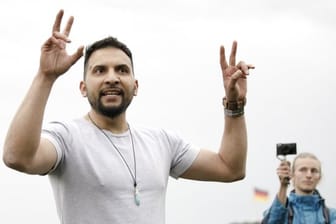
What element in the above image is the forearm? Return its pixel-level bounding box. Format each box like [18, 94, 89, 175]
[277, 184, 288, 206]
[3, 72, 55, 169]
[219, 115, 247, 180]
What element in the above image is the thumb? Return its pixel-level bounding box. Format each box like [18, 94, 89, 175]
[70, 46, 84, 65]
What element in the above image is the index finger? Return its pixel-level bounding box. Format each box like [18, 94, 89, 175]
[220, 46, 228, 70]
[52, 9, 64, 34]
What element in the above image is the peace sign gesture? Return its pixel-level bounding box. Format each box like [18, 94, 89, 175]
[220, 41, 254, 102]
[39, 9, 84, 80]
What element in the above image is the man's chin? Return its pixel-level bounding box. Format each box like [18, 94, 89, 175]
[101, 99, 121, 106]
[96, 98, 130, 118]
[98, 105, 125, 118]
[100, 101, 122, 111]
[301, 188, 315, 194]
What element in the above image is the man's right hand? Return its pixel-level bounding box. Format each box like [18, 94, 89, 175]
[39, 9, 84, 81]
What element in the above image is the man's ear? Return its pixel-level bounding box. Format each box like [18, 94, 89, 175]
[133, 80, 139, 96]
[80, 81, 87, 97]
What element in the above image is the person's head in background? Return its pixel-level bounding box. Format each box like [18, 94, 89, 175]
[291, 152, 322, 195]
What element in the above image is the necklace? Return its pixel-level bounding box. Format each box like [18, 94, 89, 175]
[87, 113, 140, 206]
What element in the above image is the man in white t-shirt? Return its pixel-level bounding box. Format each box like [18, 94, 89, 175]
[3, 9, 254, 224]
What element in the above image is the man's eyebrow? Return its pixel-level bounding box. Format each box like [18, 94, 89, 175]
[115, 64, 132, 71]
[88, 64, 105, 69]
[116, 63, 131, 68]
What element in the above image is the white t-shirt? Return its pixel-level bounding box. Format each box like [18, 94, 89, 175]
[42, 118, 199, 224]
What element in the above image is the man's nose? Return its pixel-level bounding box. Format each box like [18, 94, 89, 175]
[305, 170, 313, 177]
[105, 70, 120, 84]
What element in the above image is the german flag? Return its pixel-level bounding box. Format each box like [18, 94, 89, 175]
[253, 187, 269, 202]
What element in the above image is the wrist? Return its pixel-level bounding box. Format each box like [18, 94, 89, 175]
[222, 97, 246, 117]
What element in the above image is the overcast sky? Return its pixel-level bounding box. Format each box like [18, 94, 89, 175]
[1, 0, 336, 223]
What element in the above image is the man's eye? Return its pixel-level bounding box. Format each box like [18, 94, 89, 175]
[300, 168, 308, 172]
[94, 67, 105, 74]
[117, 66, 129, 74]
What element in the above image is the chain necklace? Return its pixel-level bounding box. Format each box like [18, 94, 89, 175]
[87, 113, 140, 206]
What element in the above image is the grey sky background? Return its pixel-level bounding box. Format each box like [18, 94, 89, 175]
[1, 0, 336, 223]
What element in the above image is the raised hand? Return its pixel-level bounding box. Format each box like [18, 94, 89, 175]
[39, 9, 84, 80]
[219, 41, 254, 101]
[277, 160, 291, 186]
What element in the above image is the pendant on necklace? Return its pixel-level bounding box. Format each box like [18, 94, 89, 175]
[134, 186, 140, 206]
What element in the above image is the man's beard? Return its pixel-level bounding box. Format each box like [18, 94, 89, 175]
[88, 94, 132, 119]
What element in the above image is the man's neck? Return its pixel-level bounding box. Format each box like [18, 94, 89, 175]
[294, 189, 315, 196]
[86, 111, 128, 134]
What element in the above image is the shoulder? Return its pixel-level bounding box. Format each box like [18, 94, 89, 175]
[328, 207, 336, 220]
[130, 124, 197, 152]
[130, 124, 182, 139]
[42, 117, 89, 140]
[43, 117, 87, 130]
